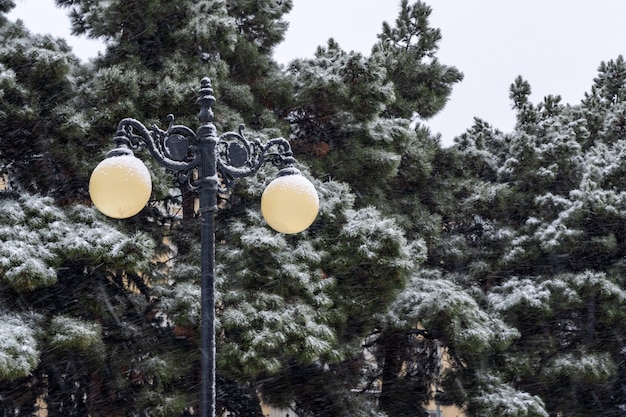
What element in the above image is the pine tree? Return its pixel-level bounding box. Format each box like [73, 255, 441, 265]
[0, 14, 91, 201]
[373, 0, 463, 120]
[274, 2, 468, 415]
[425, 58, 626, 417]
[0, 192, 166, 416]
[55, 0, 303, 413]
[0, 1, 473, 416]
[271, 2, 495, 416]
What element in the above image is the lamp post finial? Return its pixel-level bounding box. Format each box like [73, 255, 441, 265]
[198, 77, 215, 125]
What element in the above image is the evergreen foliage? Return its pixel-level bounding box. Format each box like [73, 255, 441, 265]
[9, 1, 626, 417]
[0, 0, 465, 414]
[373, 0, 463, 119]
[427, 56, 626, 416]
[0, 16, 89, 201]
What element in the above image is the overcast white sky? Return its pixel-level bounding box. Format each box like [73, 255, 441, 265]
[8, 0, 626, 146]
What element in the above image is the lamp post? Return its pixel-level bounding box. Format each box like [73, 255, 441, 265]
[88, 77, 319, 417]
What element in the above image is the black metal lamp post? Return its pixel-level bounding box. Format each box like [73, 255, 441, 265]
[89, 77, 319, 417]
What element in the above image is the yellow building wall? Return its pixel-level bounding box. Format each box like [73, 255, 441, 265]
[424, 401, 465, 417]
[261, 404, 292, 417]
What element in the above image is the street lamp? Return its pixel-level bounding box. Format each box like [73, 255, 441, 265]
[88, 77, 319, 417]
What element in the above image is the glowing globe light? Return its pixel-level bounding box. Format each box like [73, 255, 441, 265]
[261, 173, 319, 234]
[89, 153, 152, 219]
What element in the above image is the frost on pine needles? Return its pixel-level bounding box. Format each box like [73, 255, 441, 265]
[49, 315, 102, 351]
[0, 313, 40, 379]
[472, 373, 548, 417]
[0, 194, 155, 293]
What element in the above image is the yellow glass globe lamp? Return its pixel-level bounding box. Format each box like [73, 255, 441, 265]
[89, 151, 152, 219]
[261, 170, 319, 234]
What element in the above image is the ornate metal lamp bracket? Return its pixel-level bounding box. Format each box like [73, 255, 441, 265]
[107, 78, 297, 196]
[215, 124, 297, 192]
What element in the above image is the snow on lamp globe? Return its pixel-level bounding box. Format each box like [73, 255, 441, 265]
[89, 148, 152, 219]
[261, 167, 319, 234]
